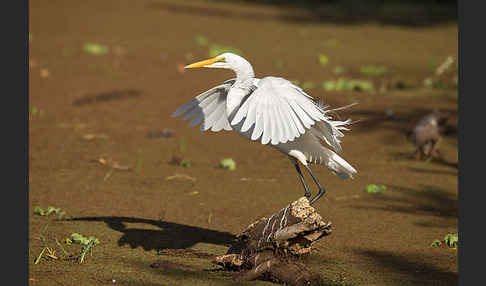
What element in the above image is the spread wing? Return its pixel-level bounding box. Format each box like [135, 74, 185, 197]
[171, 79, 235, 132]
[230, 76, 328, 145]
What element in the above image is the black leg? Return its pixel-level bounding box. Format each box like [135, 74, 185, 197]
[303, 164, 327, 205]
[291, 160, 311, 199]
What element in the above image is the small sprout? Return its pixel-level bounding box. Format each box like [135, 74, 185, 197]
[80, 238, 97, 264]
[71, 233, 100, 246]
[430, 239, 442, 247]
[194, 35, 209, 46]
[55, 238, 70, 256]
[65, 233, 100, 264]
[318, 54, 329, 67]
[365, 184, 386, 193]
[82, 42, 109, 56]
[34, 247, 47, 264]
[360, 65, 388, 77]
[34, 206, 46, 216]
[34, 206, 65, 217]
[444, 232, 458, 249]
[431, 233, 458, 249]
[180, 159, 192, 168]
[301, 81, 315, 90]
[321, 78, 375, 92]
[46, 206, 61, 216]
[220, 158, 236, 171]
[322, 81, 336, 91]
[208, 44, 241, 58]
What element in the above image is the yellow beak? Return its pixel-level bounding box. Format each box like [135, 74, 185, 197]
[184, 57, 224, 69]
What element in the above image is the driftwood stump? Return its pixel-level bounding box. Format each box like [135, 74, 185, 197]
[212, 197, 331, 285]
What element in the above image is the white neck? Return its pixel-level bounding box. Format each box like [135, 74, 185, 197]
[231, 57, 255, 86]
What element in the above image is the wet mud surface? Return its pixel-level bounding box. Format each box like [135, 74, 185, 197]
[29, 0, 458, 285]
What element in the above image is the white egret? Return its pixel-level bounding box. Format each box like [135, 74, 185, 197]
[172, 53, 357, 205]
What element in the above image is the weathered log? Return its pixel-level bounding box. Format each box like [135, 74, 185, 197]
[212, 197, 331, 285]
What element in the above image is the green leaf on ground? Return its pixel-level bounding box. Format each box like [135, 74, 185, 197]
[82, 42, 109, 56]
[318, 54, 329, 67]
[219, 158, 236, 171]
[322, 78, 375, 92]
[444, 232, 458, 249]
[360, 65, 387, 77]
[301, 81, 315, 90]
[365, 184, 386, 193]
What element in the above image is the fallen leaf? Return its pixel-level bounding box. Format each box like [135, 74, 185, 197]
[103, 170, 114, 181]
[82, 133, 109, 141]
[165, 173, 196, 182]
[111, 162, 130, 171]
[83, 42, 109, 56]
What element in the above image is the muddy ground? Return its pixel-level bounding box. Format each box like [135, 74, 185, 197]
[29, 0, 458, 285]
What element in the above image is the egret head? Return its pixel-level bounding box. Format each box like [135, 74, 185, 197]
[184, 53, 254, 80]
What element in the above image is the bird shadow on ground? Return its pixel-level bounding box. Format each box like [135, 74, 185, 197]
[350, 184, 457, 228]
[352, 248, 457, 286]
[407, 166, 457, 176]
[346, 106, 458, 136]
[69, 216, 236, 251]
[147, 0, 457, 27]
[71, 89, 143, 107]
[390, 151, 458, 170]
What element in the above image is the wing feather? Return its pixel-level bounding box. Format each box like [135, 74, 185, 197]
[251, 96, 265, 140]
[232, 76, 333, 145]
[272, 99, 288, 144]
[240, 96, 257, 132]
[277, 100, 294, 143]
[171, 79, 235, 132]
[268, 103, 279, 145]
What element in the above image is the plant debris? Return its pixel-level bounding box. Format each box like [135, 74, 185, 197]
[146, 129, 174, 139]
[82, 42, 109, 55]
[219, 158, 236, 170]
[34, 206, 66, 218]
[364, 184, 386, 193]
[96, 156, 131, 171]
[165, 173, 196, 182]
